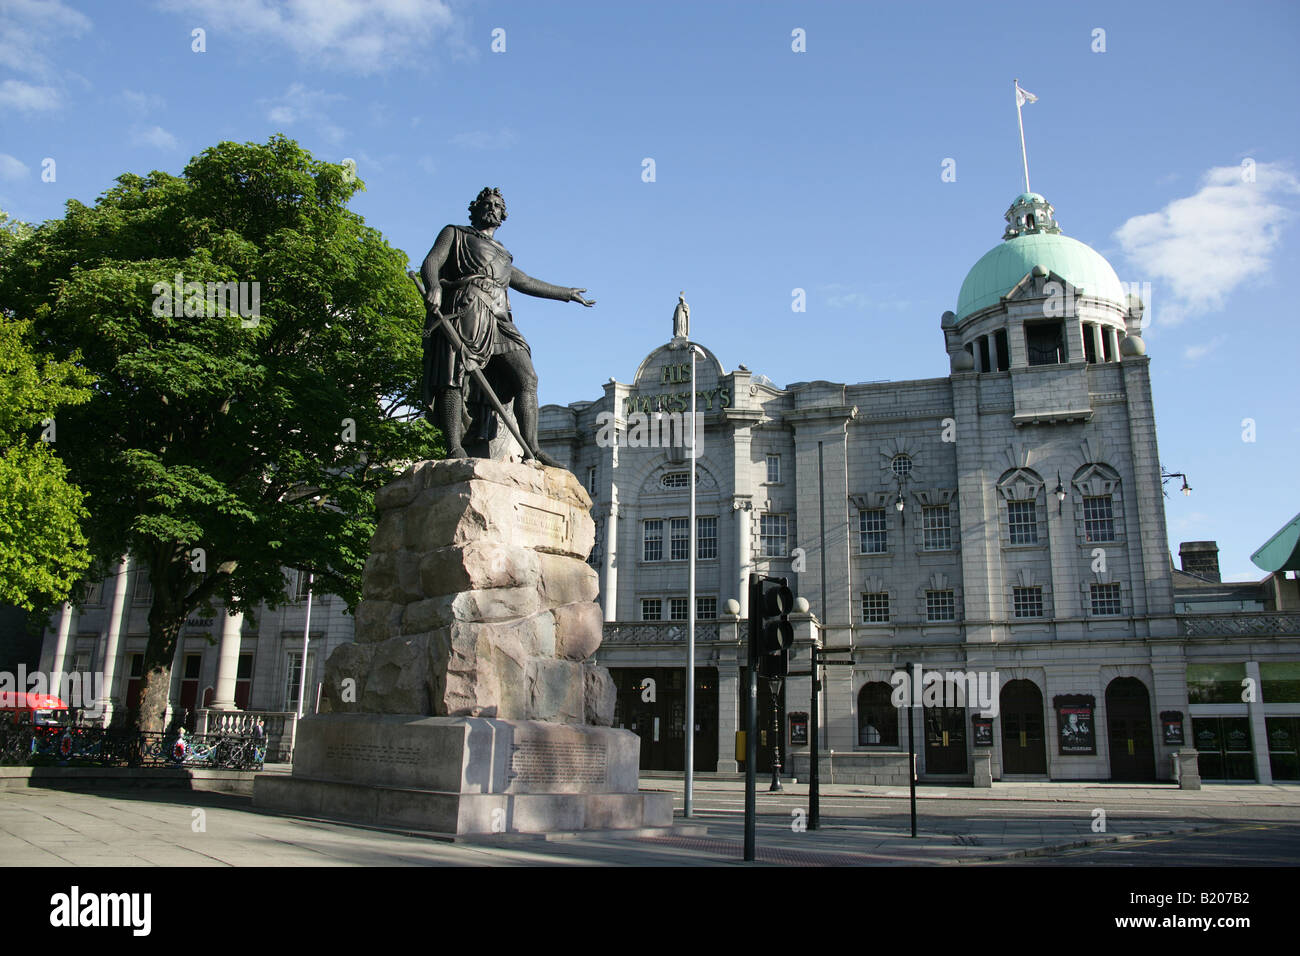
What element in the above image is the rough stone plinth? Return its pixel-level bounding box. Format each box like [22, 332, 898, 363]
[322, 459, 614, 726]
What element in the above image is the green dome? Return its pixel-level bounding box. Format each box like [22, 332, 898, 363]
[956, 231, 1126, 320]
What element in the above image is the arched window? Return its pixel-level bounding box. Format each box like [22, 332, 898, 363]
[858, 682, 899, 747]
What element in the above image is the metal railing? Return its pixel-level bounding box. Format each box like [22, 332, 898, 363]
[193, 709, 296, 762]
[0, 723, 267, 770]
[1178, 611, 1300, 637]
[602, 621, 725, 644]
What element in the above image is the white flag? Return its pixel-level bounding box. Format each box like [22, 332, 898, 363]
[1016, 83, 1038, 107]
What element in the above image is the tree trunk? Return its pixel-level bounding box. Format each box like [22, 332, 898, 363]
[133, 600, 185, 733]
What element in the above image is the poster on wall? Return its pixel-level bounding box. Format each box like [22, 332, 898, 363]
[1054, 695, 1097, 755]
[1161, 711, 1185, 746]
[972, 716, 994, 747]
[789, 712, 808, 746]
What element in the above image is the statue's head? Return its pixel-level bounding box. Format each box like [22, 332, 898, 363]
[469, 187, 507, 229]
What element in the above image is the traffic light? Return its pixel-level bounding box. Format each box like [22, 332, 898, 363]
[750, 575, 794, 678]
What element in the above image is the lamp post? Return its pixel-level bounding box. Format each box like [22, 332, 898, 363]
[296, 569, 313, 721]
[1054, 471, 1066, 515]
[1160, 468, 1192, 497]
[684, 342, 704, 817]
[768, 675, 784, 791]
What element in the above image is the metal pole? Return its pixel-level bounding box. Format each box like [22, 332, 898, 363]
[744, 574, 758, 862]
[685, 346, 697, 817]
[1015, 79, 1031, 194]
[297, 571, 313, 720]
[908, 661, 917, 838]
[810, 441, 828, 828]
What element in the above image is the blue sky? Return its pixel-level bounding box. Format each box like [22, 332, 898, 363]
[2, 0, 1298, 581]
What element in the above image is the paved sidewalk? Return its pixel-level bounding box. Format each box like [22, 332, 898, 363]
[643, 775, 1300, 807]
[0, 783, 1275, 867]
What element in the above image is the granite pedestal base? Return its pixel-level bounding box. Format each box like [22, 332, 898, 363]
[254, 714, 673, 835]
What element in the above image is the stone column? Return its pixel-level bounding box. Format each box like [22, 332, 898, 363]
[1091, 323, 1105, 364]
[734, 502, 752, 618]
[208, 610, 245, 711]
[985, 334, 997, 371]
[601, 499, 619, 622]
[1246, 660, 1272, 783]
[48, 603, 76, 694]
[97, 555, 131, 727]
[715, 614, 741, 772]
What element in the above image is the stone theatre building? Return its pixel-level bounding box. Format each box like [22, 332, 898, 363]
[38, 191, 1300, 784]
[537, 191, 1300, 784]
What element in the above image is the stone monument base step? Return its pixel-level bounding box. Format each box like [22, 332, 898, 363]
[251, 713, 673, 835]
[255, 775, 674, 835]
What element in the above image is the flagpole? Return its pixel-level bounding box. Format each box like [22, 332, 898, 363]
[1015, 78, 1031, 193]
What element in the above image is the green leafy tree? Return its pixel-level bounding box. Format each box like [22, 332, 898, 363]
[0, 138, 438, 730]
[0, 210, 94, 613]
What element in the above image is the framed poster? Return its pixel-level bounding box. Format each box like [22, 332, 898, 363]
[1161, 711, 1185, 746]
[1053, 694, 1096, 755]
[971, 716, 994, 747]
[788, 712, 808, 746]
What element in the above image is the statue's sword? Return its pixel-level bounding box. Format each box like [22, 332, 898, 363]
[408, 270, 534, 462]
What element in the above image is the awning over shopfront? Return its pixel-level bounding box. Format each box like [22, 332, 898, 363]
[1251, 511, 1300, 572]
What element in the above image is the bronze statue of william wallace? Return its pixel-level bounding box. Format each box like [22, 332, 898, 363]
[419, 187, 594, 467]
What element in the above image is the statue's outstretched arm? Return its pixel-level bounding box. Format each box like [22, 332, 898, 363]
[510, 267, 595, 307]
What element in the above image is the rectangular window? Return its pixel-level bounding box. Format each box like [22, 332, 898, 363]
[643, 519, 663, 562]
[1013, 586, 1044, 618]
[766, 454, 781, 484]
[922, 506, 952, 551]
[1007, 500, 1038, 545]
[669, 597, 689, 621]
[587, 466, 597, 495]
[1089, 583, 1122, 616]
[283, 651, 317, 712]
[926, 589, 956, 623]
[1262, 663, 1300, 703]
[861, 592, 890, 623]
[670, 518, 690, 561]
[696, 596, 717, 620]
[1083, 495, 1115, 542]
[83, 580, 103, 605]
[760, 514, 788, 557]
[293, 569, 313, 602]
[859, 509, 887, 554]
[1187, 663, 1247, 704]
[697, 516, 717, 560]
[132, 571, 153, 604]
[640, 599, 662, 621]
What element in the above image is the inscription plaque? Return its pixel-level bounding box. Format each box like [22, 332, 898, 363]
[325, 742, 422, 769]
[517, 503, 568, 545]
[510, 739, 607, 787]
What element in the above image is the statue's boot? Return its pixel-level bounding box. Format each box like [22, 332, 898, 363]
[436, 388, 469, 459]
[514, 386, 562, 468]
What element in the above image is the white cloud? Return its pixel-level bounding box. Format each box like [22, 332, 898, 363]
[160, 0, 462, 74]
[0, 152, 29, 180]
[1182, 336, 1225, 363]
[0, 0, 91, 80]
[261, 83, 346, 143]
[1115, 161, 1300, 327]
[451, 129, 518, 151]
[417, 154, 436, 175]
[131, 125, 179, 150]
[0, 78, 60, 112]
[121, 89, 166, 114]
[821, 283, 911, 312]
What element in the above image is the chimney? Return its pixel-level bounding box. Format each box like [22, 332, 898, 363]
[1179, 541, 1221, 582]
